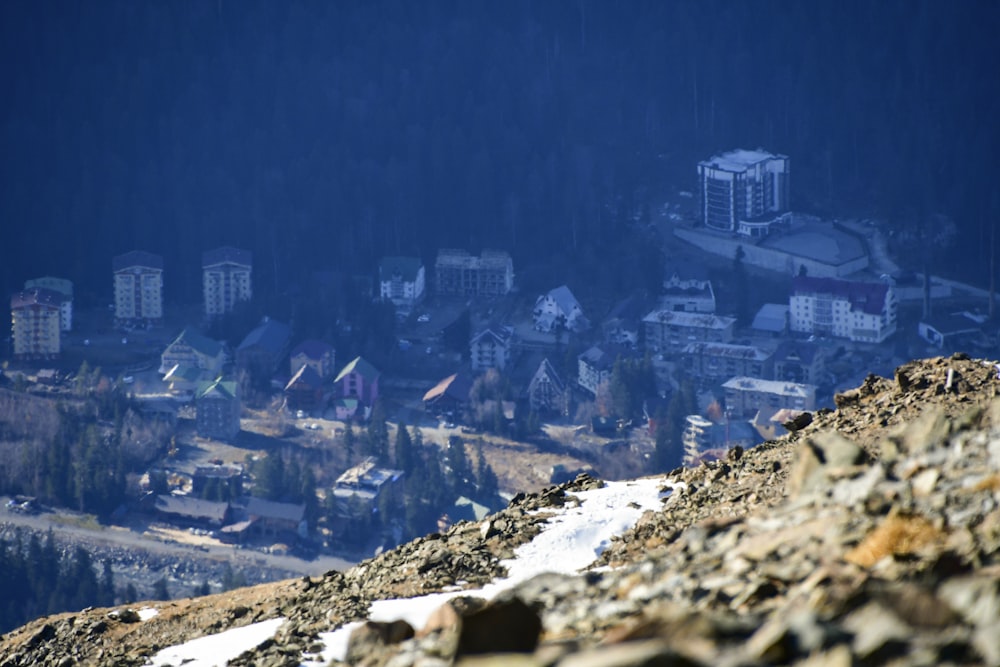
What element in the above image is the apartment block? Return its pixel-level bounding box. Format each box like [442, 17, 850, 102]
[11, 288, 62, 359]
[24, 277, 73, 331]
[113, 250, 163, 327]
[435, 249, 513, 297]
[789, 276, 897, 343]
[203, 246, 252, 317]
[698, 148, 790, 237]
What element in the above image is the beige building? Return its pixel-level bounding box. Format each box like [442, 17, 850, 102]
[113, 250, 163, 326]
[24, 277, 73, 331]
[203, 246, 252, 317]
[11, 288, 62, 359]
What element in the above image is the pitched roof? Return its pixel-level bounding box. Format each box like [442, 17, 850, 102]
[578, 344, 634, 371]
[168, 327, 224, 357]
[10, 288, 62, 310]
[379, 256, 423, 282]
[195, 377, 238, 400]
[154, 494, 229, 522]
[471, 326, 513, 346]
[237, 317, 291, 354]
[285, 364, 324, 391]
[539, 285, 581, 316]
[792, 276, 890, 316]
[423, 372, 473, 403]
[334, 356, 381, 383]
[245, 497, 305, 523]
[530, 358, 565, 393]
[202, 246, 252, 268]
[113, 250, 163, 272]
[164, 364, 205, 383]
[290, 339, 334, 360]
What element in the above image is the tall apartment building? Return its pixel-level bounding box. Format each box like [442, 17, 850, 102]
[698, 149, 790, 237]
[24, 277, 73, 331]
[789, 276, 897, 343]
[435, 249, 513, 297]
[11, 288, 62, 359]
[203, 246, 252, 317]
[378, 256, 425, 313]
[113, 250, 163, 327]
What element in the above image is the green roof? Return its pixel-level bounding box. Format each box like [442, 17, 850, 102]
[170, 328, 224, 358]
[334, 356, 380, 383]
[195, 377, 238, 400]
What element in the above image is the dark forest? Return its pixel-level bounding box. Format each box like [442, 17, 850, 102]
[1, 1, 998, 305]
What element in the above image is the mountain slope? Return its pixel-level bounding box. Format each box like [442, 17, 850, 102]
[2, 354, 999, 666]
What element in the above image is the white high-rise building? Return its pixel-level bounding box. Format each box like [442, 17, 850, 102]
[698, 149, 790, 237]
[113, 250, 163, 326]
[203, 247, 252, 317]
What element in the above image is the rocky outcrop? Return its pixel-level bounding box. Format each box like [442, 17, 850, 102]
[2, 354, 999, 666]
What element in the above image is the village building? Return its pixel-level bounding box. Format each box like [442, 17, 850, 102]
[194, 377, 241, 441]
[435, 248, 514, 297]
[202, 246, 252, 318]
[422, 372, 473, 416]
[333, 356, 381, 420]
[331, 457, 404, 542]
[681, 342, 774, 383]
[470, 326, 514, 372]
[378, 256, 426, 313]
[24, 277, 73, 331]
[10, 288, 62, 359]
[526, 358, 568, 415]
[722, 376, 817, 419]
[789, 276, 897, 343]
[112, 250, 163, 327]
[643, 310, 736, 355]
[235, 317, 291, 379]
[533, 285, 587, 333]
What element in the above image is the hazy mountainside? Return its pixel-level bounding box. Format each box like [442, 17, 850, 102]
[2, 354, 1000, 666]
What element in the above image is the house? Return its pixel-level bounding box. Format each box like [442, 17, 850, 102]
[159, 328, 226, 376]
[284, 364, 326, 413]
[698, 148, 790, 237]
[331, 457, 404, 541]
[24, 277, 73, 331]
[153, 494, 231, 527]
[423, 372, 473, 415]
[112, 250, 163, 327]
[533, 285, 587, 333]
[333, 397, 362, 421]
[470, 326, 514, 371]
[772, 340, 825, 385]
[578, 344, 633, 396]
[435, 248, 514, 297]
[236, 317, 291, 378]
[918, 312, 983, 349]
[289, 339, 336, 380]
[722, 376, 817, 419]
[202, 246, 252, 317]
[751, 303, 790, 336]
[10, 288, 62, 359]
[192, 464, 244, 501]
[643, 310, 736, 355]
[244, 497, 307, 538]
[661, 266, 716, 313]
[526, 358, 567, 415]
[163, 364, 205, 395]
[601, 295, 647, 349]
[681, 342, 774, 383]
[378, 256, 425, 313]
[789, 276, 897, 343]
[334, 356, 381, 410]
[194, 377, 241, 441]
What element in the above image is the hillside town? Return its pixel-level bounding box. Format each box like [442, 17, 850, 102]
[4, 149, 996, 567]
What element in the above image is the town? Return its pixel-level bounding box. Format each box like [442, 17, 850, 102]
[3, 148, 994, 569]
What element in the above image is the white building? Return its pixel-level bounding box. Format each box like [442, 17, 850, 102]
[698, 149, 790, 236]
[643, 309, 736, 355]
[24, 277, 72, 331]
[203, 246, 252, 317]
[378, 256, 425, 313]
[533, 285, 587, 332]
[723, 376, 817, 419]
[789, 276, 897, 343]
[661, 270, 716, 313]
[470, 326, 514, 372]
[113, 250, 163, 327]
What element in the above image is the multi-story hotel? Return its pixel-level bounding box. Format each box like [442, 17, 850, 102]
[113, 250, 163, 327]
[698, 149, 790, 237]
[203, 246, 252, 317]
[789, 276, 897, 343]
[24, 277, 73, 331]
[378, 256, 425, 313]
[11, 288, 62, 359]
[435, 249, 513, 297]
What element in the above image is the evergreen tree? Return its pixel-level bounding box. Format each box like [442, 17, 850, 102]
[474, 440, 500, 506]
[394, 422, 415, 473]
[342, 424, 356, 465]
[151, 576, 170, 601]
[445, 436, 474, 499]
[733, 245, 751, 325]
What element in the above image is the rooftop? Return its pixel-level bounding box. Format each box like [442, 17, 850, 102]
[699, 148, 786, 173]
[682, 342, 772, 362]
[642, 309, 737, 330]
[722, 376, 816, 397]
[113, 250, 163, 272]
[334, 356, 381, 383]
[203, 246, 252, 268]
[792, 276, 891, 315]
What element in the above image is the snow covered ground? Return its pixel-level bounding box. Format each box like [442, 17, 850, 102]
[144, 476, 670, 667]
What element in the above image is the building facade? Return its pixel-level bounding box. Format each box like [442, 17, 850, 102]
[470, 326, 513, 371]
[643, 310, 736, 355]
[203, 246, 252, 317]
[24, 277, 73, 331]
[113, 250, 163, 327]
[681, 342, 773, 383]
[789, 276, 897, 343]
[533, 285, 586, 333]
[722, 376, 817, 419]
[289, 339, 335, 380]
[435, 249, 514, 297]
[195, 377, 241, 441]
[698, 149, 790, 236]
[11, 288, 62, 359]
[378, 256, 425, 313]
[527, 358, 568, 415]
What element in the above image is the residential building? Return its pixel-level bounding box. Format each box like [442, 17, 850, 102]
[577, 344, 633, 396]
[470, 326, 514, 371]
[661, 267, 716, 313]
[681, 342, 773, 383]
[113, 250, 163, 327]
[24, 277, 73, 331]
[153, 495, 230, 528]
[331, 456, 404, 541]
[284, 364, 326, 413]
[334, 356, 381, 410]
[789, 276, 897, 343]
[643, 310, 736, 355]
[423, 372, 473, 415]
[772, 341, 825, 385]
[378, 256, 425, 313]
[527, 358, 567, 415]
[243, 497, 307, 538]
[194, 377, 241, 441]
[698, 148, 790, 236]
[435, 249, 514, 297]
[10, 288, 62, 359]
[289, 339, 335, 380]
[235, 317, 291, 378]
[159, 328, 226, 376]
[918, 312, 983, 349]
[533, 285, 587, 333]
[722, 376, 817, 419]
[683, 414, 760, 465]
[601, 295, 647, 349]
[202, 246, 252, 317]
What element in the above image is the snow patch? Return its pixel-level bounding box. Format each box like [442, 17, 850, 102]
[147, 617, 285, 667]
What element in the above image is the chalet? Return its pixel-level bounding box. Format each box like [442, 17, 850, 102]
[236, 317, 291, 378]
[159, 328, 226, 376]
[244, 497, 307, 538]
[194, 377, 241, 441]
[470, 326, 514, 372]
[526, 358, 567, 415]
[533, 285, 587, 333]
[423, 372, 473, 415]
[289, 339, 336, 380]
[334, 356, 381, 414]
[284, 364, 326, 413]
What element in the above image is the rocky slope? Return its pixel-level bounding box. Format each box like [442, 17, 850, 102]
[2, 354, 1000, 666]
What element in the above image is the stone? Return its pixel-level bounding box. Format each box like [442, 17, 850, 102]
[455, 597, 542, 657]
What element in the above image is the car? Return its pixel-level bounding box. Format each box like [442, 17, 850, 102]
[417, 314, 430, 323]
[296, 410, 306, 419]
[122, 376, 135, 384]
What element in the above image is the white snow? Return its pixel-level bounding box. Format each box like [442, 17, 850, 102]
[147, 617, 286, 667]
[138, 607, 159, 621]
[303, 476, 669, 666]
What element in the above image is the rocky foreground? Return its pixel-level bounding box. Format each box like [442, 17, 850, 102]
[2, 354, 1000, 666]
